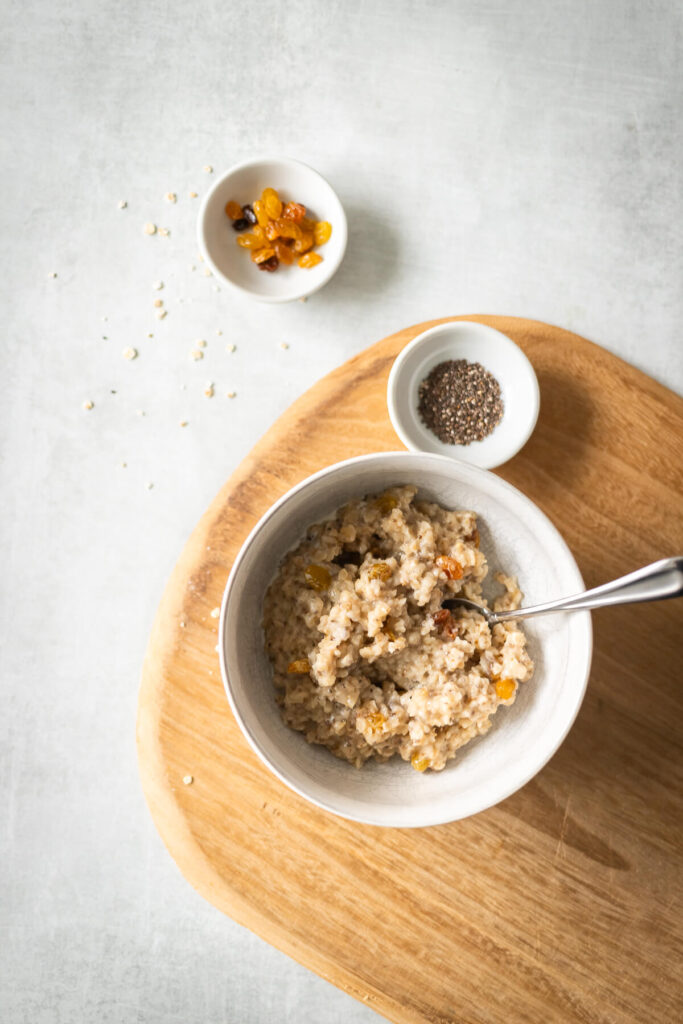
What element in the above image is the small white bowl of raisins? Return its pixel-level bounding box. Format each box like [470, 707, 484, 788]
[198, 157, 347, 303]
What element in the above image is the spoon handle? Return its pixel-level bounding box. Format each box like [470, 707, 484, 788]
[494, 557, 683, 622]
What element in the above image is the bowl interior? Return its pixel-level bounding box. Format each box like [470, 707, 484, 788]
[387, 323, 540, 469]
[199, 158, 347, 302]
[221, 452, 591, 827]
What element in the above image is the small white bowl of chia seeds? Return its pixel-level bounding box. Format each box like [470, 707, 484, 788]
[387, 321, 540, 469]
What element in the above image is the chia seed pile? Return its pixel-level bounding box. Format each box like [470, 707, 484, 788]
[417, 359, 504, 445]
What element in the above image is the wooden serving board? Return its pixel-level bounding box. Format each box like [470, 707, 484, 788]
[137, 316, 683, 1024]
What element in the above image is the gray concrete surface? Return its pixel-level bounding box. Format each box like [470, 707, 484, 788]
[1, 1, 681, 1021]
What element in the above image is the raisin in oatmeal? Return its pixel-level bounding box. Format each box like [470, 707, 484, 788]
[263, 486, 533, 772]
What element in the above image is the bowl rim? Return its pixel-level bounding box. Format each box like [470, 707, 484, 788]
[219, 451, 592, 828]
[197, 155, 348, 303]
[386, 321, 541, 469]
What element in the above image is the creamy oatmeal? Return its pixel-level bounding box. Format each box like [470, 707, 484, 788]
[263, 486, 533, 771]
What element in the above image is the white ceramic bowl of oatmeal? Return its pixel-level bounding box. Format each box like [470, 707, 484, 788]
[219, 452, 592, 828]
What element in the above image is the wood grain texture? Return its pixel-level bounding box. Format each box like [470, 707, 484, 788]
[137, 316, 683, 1024]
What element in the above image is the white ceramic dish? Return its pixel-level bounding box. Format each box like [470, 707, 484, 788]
[197, 157, 347, 303]
[387, 322, 540, 469]
[219, 451, 592, 828]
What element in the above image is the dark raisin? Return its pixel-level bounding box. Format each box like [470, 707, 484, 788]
[257, 255, 279, 272]
[231, 218, 249, 231]
[332, 549, 362, 567]
[242, 204, 257, 225]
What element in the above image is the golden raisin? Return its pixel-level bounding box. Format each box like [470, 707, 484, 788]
[264, 193, 282, 219]
[251, 247, 276, 264]
[287, 658, 311, 674]
[264, 221, 280, 241]
[495, 677, 516, 701]
[282, 201, 306, 222]
[275, 218, 302, 240]
[300, 216, 316, 231]
[304, 564, 331, 590]
[314, 221, 332, 245]
[411, 754, 430, 772]
[298, 252, 323, 269]
[365, 711, 386, 731]
[374, 493, 397, 513]
[273, 240, 295, 265]
[368, 562, 392, 582]
[225, 200, 243, 220]
[292, 231, 314, 254]
[434, 608, 459, 639]
[435, 555, 463, 580]
[253, 200, 269, 228]
[237, 232, 264, 249]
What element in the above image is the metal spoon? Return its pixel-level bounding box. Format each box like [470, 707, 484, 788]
[443, 557, 683, 625]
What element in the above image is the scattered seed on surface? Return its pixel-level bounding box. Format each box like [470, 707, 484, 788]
[143, 222, 156, 235]
[179, 419, 188, 427]
[159, 228, 170, 238]
[156, 310, 167, 320]
[210, 607, 220, 618]
[164, 192, 177, 203]
[226, 343, 236, 352]
[203, 165, 213, 173]
[147, 333, 154, 338]
[183, 775, 194, 785]
[102, 335, 108, 340]
[204, 383, 214, 398]
[146, 481, 154, 490]
[213, 285, 220, 292]
[48, 271, 57, 278]
[188, 264, 196, 272]
[152, 281, 164, 290]
[189, 191, 198, 198]
[279, 342, 289, 350]
[123, 347, 138, 360]
[418, 359, 504, 445]
[216, 330, 223, 336]
[226, 391, 236, 398]
[195, 339, 206, 348]
[83, 400, 94, 411]
[102, 316, 108, 321]
[203, 268, 212, 277]
[190, 349, 203, 361]
[153, 298, 163, 308]
[137, 410, 146, 417]
[119, 462, 127, 469]
[299, 296, 307, 303]
[118, 200, 127, 209]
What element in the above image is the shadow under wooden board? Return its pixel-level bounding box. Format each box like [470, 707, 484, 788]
[137, 316, 683, 1024]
